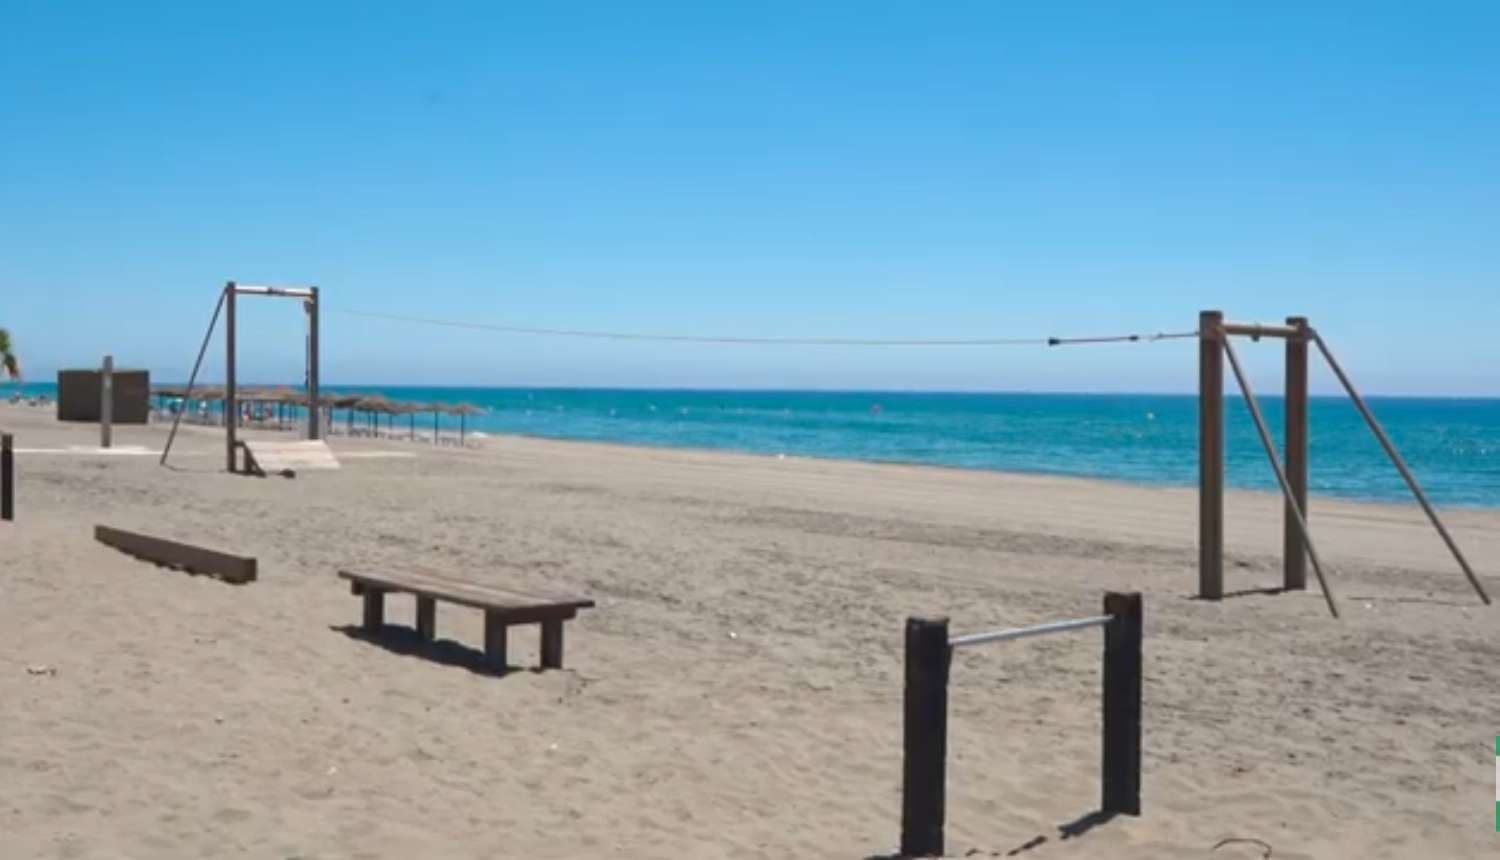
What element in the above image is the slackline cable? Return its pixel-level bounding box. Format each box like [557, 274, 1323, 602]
[335, 308, 1196, 348]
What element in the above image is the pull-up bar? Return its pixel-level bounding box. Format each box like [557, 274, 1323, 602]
[160, 281, 321, 472]
[233, 284, 315, 298]
[949, 613, 1111, 648]
[1198, 310, 1489, 613]
[900, 593, 1143, 856]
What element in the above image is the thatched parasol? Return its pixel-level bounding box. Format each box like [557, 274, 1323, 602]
[422, 402, 449, 444]
[387, 400, 422, 440]
[356, 395, 399, 436]
[451, 403, 482, 445]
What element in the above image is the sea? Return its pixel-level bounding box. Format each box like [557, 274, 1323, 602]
[7, 383, 1499, 508]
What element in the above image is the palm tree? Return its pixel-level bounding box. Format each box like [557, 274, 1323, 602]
[0, 328, 18, 381]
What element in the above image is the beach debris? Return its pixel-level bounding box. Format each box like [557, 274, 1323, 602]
[326, 765, 338, 776]
[728, 631, 738, 640]
[25, 664, 56, 677]
[1211, 837, 1273, 858]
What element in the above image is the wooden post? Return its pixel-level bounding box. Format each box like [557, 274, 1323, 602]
[1101, 592, 1143, 816]
[540, 619, 564, 668]
[1222, 338, 1341, 619]
[484, 611, 508, 671]
[307, 286, 320, 440]
[901, 616, 950, 857]
[100, 354, 113, 449]
[1198, 311, 1224, 600]
[1, 432, 12, 522]
[225, 282, 238, 473]
[1310, 331, 1491, 605]
[362, 589, 385, 629]
[415, 596, 436, 640]
[1283, 317, 1309, 591]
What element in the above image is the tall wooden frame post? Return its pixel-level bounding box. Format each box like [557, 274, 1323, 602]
[225, 281, 238, 473]
[307, 286, 321, 441]
[1283, 317, 1310, 590]
[1198, 310, 1224, 600]
[100, 354, 114, 449]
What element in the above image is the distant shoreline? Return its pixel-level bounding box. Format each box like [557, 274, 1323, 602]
[6, 385, 1498, 508]
[6, 380, 1500, 401]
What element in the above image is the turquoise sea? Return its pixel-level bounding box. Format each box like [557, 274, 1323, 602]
[7, 383, 1499, 507]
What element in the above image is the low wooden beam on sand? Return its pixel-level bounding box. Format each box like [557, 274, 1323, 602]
[94, 525, 257, 584]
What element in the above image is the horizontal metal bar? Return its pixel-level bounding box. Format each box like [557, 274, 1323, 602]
[233, 284, 315, 298]
[950, 614, 1111, 648]
[1221, 322, 1299, 340]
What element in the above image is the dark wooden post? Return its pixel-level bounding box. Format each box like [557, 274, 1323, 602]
[540, 619, 565, 669]
[1283, 317, 1309, 591]
[225, 282, 238, 473]
[1, 432, 13, 522]
[307, 286, 321, 440]
[484, 611, 508, 671]
[901, 616, 950, 857]
[1101, 592, 1143, 816]
[415, 596, 436, 641]
[100, 354, 113, 449]
[1198, 311, 1224, 600]
[362, 589, 385, 629]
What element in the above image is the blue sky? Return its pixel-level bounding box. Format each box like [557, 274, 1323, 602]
[2, 2, 1496, 394]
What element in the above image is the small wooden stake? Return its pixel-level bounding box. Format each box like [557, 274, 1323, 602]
[900, 616, 950, 857]
[1, 432, 12, 522]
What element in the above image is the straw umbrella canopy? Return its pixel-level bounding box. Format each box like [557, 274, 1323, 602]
[388, 400, 422, 440]
[421, 402, 450, 444]
[355, 395, 399, 437]
[451, 403, 482, 446]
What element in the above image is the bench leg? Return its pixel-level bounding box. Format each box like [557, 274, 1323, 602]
[484, 611, 508, 672]
[540, 619, 564, 669]
[362, 589, 385, 630]
[415, 596, 436, 641]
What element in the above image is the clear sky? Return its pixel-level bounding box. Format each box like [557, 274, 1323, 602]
[2, 2, 1496, 394]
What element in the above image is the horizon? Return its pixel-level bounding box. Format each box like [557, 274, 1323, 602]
[6, 377, 1500, 402]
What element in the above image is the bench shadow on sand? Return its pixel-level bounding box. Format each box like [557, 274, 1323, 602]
[330, 624, 536, 678]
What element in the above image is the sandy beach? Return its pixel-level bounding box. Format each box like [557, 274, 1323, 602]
[2, 403, 1497, 859]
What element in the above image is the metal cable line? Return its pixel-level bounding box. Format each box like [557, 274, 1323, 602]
[336, 308, 1197, 348]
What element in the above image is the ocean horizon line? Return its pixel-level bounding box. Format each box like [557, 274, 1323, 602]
[10, 380, 1498, 402]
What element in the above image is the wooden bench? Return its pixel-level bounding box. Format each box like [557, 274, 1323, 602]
[337, 569, 594, 671]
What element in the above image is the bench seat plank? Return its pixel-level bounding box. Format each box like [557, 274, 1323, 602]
[338, 569, 593, 617]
